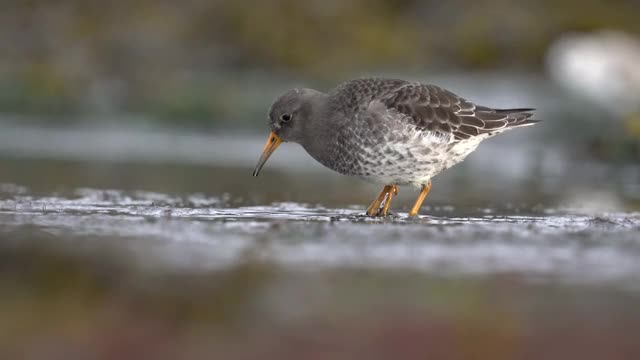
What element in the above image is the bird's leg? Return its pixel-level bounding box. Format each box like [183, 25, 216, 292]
[366, 185, 394, 216]
[408, 181, 432, 216]
[378, 184, 398, 216]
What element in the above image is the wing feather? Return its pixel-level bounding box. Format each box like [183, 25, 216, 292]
[331, 78, 538, 142]
[379, 82, 537, 141]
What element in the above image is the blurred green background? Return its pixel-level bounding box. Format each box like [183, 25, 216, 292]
[0, 0, 639, 128]
[1, 0, 638, 207]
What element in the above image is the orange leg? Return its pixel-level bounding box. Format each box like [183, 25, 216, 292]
[366, 185, 398, 217]
[366, 185, 392, 216]
[379, 185, 398, 216]
[408, 181, 432, 216]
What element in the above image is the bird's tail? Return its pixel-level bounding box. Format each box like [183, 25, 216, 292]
[494, 108, 539, 127]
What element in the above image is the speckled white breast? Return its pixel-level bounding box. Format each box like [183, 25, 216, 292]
[348, 104, 493, 187]
[359, 131, 487, 187]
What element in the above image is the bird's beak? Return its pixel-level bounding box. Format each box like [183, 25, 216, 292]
[252, 131, 282, 176]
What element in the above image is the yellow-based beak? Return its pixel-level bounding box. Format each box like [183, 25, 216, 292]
[252, 132, 282, 176]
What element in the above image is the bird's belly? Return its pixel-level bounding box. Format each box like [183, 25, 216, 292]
[356, 154, 444, 187]
[354, 136, 483, 187]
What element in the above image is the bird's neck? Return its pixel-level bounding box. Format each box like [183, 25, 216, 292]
[300, 93, 331, 140]
[300, 96, 349, 168]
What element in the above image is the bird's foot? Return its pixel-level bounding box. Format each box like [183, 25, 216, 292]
[366, 185, 398, 217]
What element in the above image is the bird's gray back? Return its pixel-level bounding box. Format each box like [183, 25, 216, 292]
[329, 78, 537, 141]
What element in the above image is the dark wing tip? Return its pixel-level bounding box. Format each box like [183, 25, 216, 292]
[494, 108, 536, 114]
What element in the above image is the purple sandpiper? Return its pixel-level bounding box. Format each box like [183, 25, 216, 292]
[253, 78, 538, 217]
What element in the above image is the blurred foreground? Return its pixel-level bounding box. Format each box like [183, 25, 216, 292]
[2, 237, 640, 359]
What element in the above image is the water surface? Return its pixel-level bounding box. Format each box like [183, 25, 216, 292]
[2, 185, 638, 290]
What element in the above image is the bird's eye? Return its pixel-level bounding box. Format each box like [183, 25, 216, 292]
[280, 113, 292, 122]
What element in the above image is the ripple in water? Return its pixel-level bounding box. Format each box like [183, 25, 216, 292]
[1, 185, 639, 290]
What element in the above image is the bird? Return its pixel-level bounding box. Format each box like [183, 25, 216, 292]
[252, 78, 538, 217]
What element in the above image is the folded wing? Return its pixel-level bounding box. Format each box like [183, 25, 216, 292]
[380, 83, 538, 140]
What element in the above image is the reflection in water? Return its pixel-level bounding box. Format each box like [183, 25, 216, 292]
[1, 186, 639, 289]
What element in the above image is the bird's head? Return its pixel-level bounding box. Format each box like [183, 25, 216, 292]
[253, 88, 325, 176]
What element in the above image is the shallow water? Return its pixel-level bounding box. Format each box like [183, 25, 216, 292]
[2, 185, 638, 290]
